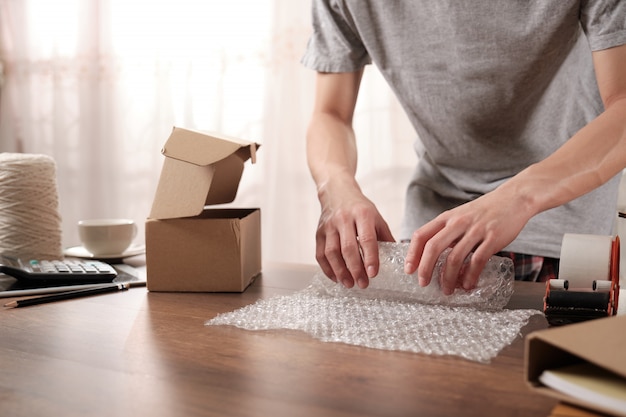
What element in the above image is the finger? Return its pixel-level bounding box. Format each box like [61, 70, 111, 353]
[404, 223, 439, 276]
[440, 238, 476, 295]
[377, 224, 395, 243]
[315, 233, 336, 282]
[322, 231, 354, 288]
[406, 220, 449, 286]
[459, 243, 492, 291]
[338, 224, 365, 289]
[355, 228, 378, 289]
[364, 219, 395, 280]
[418, 238, 459, 291]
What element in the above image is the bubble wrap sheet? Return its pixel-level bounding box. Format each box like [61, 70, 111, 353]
[207, 242, 542, 362]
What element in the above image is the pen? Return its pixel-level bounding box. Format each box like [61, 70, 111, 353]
[0, 280, 146, 299]
[3, 282, 130, 308]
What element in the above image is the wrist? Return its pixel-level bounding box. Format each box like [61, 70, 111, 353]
[496, 172, 545, 219]
[316, 174, 362, 206]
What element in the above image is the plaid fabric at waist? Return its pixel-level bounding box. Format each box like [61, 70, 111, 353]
[496, 251, 560, 282]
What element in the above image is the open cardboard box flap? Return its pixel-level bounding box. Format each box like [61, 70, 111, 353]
[149, 127, 259, 220]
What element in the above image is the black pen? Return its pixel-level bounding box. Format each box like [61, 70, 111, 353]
[3, 282, 130, 308]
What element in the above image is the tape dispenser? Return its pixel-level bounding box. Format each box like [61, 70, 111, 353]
[544, 233, 620, 326]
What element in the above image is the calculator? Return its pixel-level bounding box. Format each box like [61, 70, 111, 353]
[0, 255, 117, 283]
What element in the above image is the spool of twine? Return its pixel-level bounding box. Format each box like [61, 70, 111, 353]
[0, 153, 63, 260]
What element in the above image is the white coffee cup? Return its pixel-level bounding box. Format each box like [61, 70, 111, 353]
[78, 218, 137, 256]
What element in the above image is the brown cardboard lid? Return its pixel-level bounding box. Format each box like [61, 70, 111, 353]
[149, 127, 259, 220]
[162, 127, 257, 166]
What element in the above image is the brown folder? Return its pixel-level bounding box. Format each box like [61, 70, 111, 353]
[525, 315, 626, 416]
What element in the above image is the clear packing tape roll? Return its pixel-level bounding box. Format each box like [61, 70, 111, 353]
[207, 242, 541, 363]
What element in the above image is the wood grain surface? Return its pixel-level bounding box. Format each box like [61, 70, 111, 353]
[0, 261, 571, 417]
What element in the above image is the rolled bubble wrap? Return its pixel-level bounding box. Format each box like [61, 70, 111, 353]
[318, 241, 515, 310]
[207, 242, 539, 362]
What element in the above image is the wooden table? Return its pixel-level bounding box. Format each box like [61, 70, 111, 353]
[1, 261, 562, 417]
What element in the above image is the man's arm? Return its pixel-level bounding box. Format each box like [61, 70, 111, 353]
[405, 44, 626, 294]
[307, 70, 395, 289]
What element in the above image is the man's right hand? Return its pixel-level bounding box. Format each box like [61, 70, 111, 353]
[314, 179, 395, 289]
[306, 70, 394, 289]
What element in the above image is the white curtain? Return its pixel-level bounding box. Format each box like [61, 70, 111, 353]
[0, 0, 417, 265]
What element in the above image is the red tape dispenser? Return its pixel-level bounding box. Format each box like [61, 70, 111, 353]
[544, 234, 620, 326]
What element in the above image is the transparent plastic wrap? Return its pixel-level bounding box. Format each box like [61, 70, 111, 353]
[207, 242, 541, 362]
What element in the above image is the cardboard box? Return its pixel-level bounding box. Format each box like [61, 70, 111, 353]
[146, 127, 261, 292]
[525, 315, 626, 416]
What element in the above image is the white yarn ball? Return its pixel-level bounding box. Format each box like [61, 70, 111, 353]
[0, 153, 63, 260]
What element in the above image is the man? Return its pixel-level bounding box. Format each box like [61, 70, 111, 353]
[302, 1, 626, 295]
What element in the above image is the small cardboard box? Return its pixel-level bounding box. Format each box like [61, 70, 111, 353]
[146, 127, 261, 292]
[525, 315, 626, 416]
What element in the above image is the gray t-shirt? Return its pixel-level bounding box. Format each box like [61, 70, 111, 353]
[302, 0, 626, 258]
